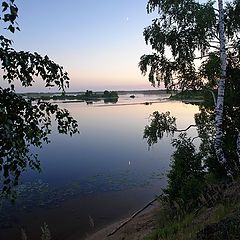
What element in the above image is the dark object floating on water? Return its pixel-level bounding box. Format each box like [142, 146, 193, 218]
[130, 95, 135, 98]
[144, 102, 152, 105]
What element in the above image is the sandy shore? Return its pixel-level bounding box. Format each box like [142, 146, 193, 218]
[85, 201, 159, 240]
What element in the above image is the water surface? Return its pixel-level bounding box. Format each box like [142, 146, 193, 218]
[0, 93, 199, 240]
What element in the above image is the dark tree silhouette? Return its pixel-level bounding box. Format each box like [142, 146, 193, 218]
[0, 0, 79, 197]
[140, 0, 240, 176]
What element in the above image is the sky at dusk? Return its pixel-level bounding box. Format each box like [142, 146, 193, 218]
[3, 0, 160, 92]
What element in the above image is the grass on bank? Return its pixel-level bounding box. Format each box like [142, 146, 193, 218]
[145, 181, 240, 240]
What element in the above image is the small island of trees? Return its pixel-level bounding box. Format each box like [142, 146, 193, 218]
[29, 90, 119, 104]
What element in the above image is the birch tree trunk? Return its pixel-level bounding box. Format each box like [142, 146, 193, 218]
[214, 0, 228, 169]
[237, 130, 240, 164]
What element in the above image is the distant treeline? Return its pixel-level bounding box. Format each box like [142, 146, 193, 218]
[20, 89, 172, 97]
[22, 90, 119, 103]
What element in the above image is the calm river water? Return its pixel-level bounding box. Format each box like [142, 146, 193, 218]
[0, 93, 199, 240]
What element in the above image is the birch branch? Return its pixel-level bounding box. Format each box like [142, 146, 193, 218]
[214, 33, 220, 41]
[206, 89, 217, 106]
[175, 125, 197, 132]
[209, 40, 220, 44]
[208, 44, 220, 50]
[191, 136, 199, 143]
[175, 124, 213, 133]
[194, 55, 210, 60]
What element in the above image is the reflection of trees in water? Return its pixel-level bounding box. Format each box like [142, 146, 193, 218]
[104, 98, 118, 104]
[84, 90, 119, 104]
[139, 0, 240, 181]
[144, 70, 240, 180]
[85, 97, 119, 104]
[143, 92, 240, 209]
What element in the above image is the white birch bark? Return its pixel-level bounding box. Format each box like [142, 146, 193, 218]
[214, 0, 228, 167]
[236, 130, 240, 163]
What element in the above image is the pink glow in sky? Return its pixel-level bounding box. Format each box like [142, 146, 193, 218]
[3, 0, 159, 92]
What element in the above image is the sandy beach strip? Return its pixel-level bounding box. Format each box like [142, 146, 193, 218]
[84, 200, 160, 240]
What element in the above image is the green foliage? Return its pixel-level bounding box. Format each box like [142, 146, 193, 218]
[103, 90, 118, 98]
[141, 0, 240, 202]
[81, 90, 119, 103]
[0, 0, 79, 197]
[195, 102, 240, 178]
[144, 111, 176, 146]
[146, 181, 240, 240]
[84, 90, 93, 97]
[139, 0, 240, 91]
[194, 106, 226, 178]
[141, 1, 240, 237]
[164, 133, 205, 207]
[226, 47, 240, 105]
[199, 53, 221, 87]
[0, 0, 19, 33]
[140, 0, 217, 89]
[169, 90, 205, 101]
[145, 212, 196, 240]
[27, 90, 119, 103]
[225, 0, 240, 38]
[143, 112, 205, 207]
[222, 105, 240, 177]
[0, 36, 70, 89]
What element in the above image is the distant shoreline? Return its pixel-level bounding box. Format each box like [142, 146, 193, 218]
[17, 89, 173, 96]
[94, 99, 170, 107]
[46, 98, 203, 106]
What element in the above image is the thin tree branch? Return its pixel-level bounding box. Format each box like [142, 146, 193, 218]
[213, 33, 220, 41]
[206, 89, 217, 106]
[226, 46, 235, 49]
[208, 44, 220, 50]
[194, 55, 210, 60]
[175, 124, 213, 132]
[191, 136, 199, 143]
[209, 40, 220, 44]
[175, 125, 197, 132]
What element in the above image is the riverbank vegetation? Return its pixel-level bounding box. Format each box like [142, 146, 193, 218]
[140, 0, 240, 239]
[143, 96, 240, 238]
[32, 90, 119, 103]
[145, 180, 240, 240]
[1, 0, 240, 238]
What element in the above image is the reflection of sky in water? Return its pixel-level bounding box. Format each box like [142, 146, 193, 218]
[0, 95, 201, 235]
[23, 95, 199, 196]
